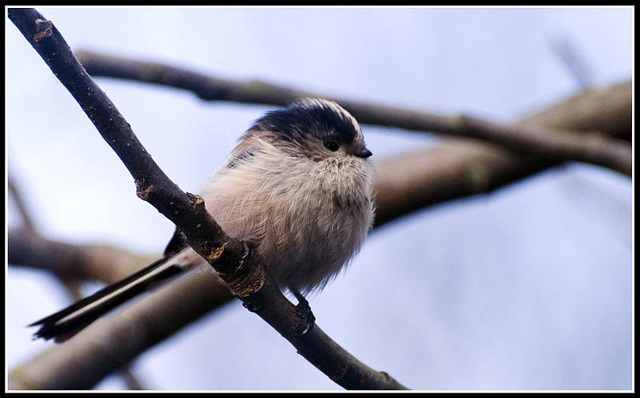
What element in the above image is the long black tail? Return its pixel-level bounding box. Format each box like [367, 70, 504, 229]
[29, 251, 188, 343]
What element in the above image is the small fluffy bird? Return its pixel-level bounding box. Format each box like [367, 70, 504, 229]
[31, 98, 375, 342]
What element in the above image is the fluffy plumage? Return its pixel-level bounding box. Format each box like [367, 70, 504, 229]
[30, 98, 374, 342]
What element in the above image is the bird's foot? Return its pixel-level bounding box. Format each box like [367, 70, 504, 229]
[291, 288, 315, 335]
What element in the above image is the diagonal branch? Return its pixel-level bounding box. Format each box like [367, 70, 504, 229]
[8, 8, 407, 390]
[8, 227, 156, 284]
[7, 174, 38, 232]
[75, 49, 631, 175]
[548, 34, 595, 90]
[373, 83, 632, 227]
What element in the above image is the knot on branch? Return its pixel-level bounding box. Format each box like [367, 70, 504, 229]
[218, 241, 266, 299]
[186, 192, 205, 210]
[206, 241, 226, 264]
[33, 18, 52, 41]
[134, 179, 154, 201]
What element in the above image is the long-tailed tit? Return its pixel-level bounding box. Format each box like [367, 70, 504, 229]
[30, 98, 375, 342]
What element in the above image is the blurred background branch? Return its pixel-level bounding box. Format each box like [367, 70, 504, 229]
[548, 33, 595, 90]
[76, 50, 631, 176]
[8, 174, 153, 390]
[372, 81, 631, 227]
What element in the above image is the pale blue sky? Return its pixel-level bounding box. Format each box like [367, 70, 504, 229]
[7, 6, 633, 390]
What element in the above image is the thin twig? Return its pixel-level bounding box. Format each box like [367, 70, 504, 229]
[75, 49, 631, 176]
[8, 8, 407, 390]
[7, 174, 38, 233]
[548, 33, 594, 89]
[120, 369, 146, 390]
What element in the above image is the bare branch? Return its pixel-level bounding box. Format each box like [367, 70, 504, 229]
[9, 10, 243, 267]
[9, 167, 150, 390]
[518, 82, 632, 141]
[8, 176, 151, 389]
[8, 227, 235, 390]
[8, 8, 407, 390]
[7, 175, 38, 232]
[548, 34, 595, 89]
[60, 277, 149, 390]
[75, 49, 631, 175]
[373, 82, 632, 227]
[457, 116, 629, 175]
[373, 140, 539, 228]
[9, 271, 233, 390]
[8, 228, 154, 283]
[120, 369, 147, 390]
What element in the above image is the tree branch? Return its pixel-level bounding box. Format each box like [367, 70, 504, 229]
[7, 175, 38, 232]
[518, 82, 631, 141]
[8, 227, 156, 284]
[8, 175, 151, 389]
[548, 34, 594, 90]
[9, 8, 407, 390]
[9, 270, 233, 390]
[60, 276, 149, 390]
[75, 49, 631, 175]
[8, 227, 236, 390]
[373, 83, 632, 227]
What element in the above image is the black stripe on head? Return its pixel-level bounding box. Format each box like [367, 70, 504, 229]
[249, 98, 360, 146]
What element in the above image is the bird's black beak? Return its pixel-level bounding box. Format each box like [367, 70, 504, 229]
[354, 147, 373, 159]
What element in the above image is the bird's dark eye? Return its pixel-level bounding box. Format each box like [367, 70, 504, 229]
[324, 141, 340, 152]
